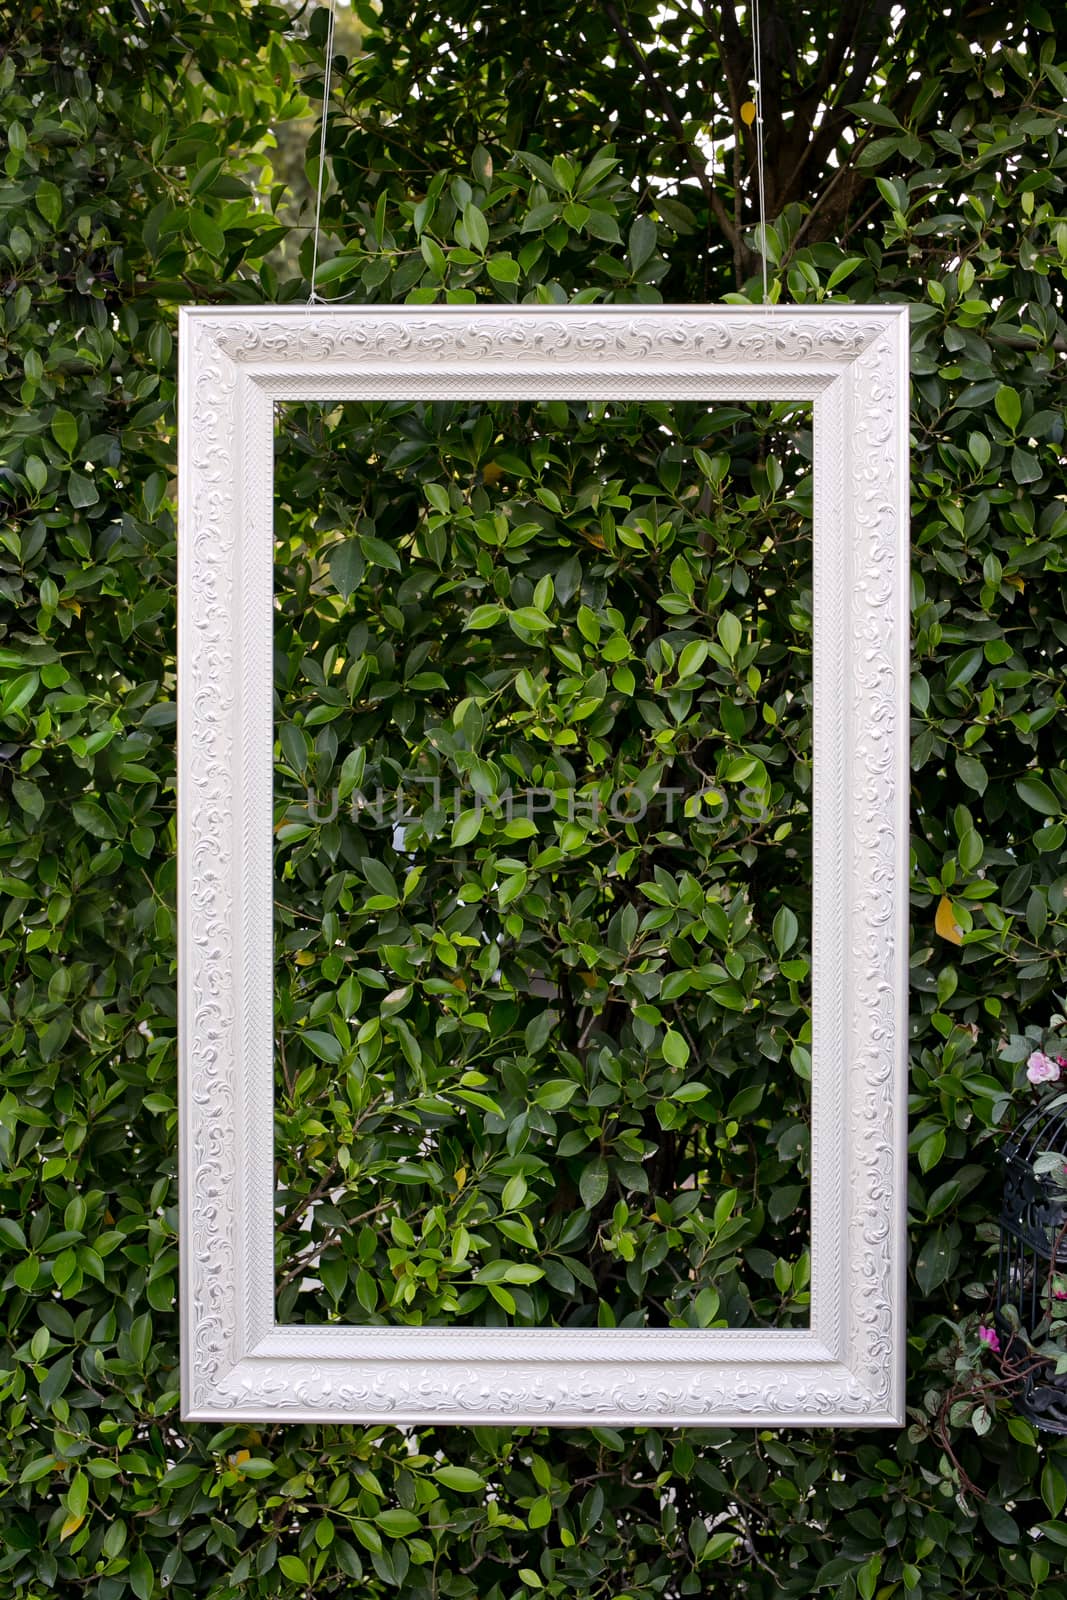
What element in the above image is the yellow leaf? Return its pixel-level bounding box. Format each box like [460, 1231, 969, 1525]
[481, 462, 503, 486]
[294, 950, 315, 966]
[454, 1167, 466, 1191]
[1004, 574, 1025, 592]
[60, 1512, 85, 1541]
[935, 895, 962, 945]
[228, 1448, 251, 1473]
[740, 100, 757, 126]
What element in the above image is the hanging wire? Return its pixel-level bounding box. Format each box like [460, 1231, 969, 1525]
[750, 0, 769, 304]
[308, 0, 339, 306]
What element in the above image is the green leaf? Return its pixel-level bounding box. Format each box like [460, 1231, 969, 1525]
[130, 1312, 152, 1364]
[420, 235, 447, 277]
[338, 747, 366, 800]
[979, 1503, 1019, 1545]
[498, 868, 527, 906]
[188, 208, 226, 256]
[487, 253, 520, 284]
[914, 1226, 955, 1295]
[71, 800, 119, 839]
[301, 1029, 344, 1063]
[954, 753, 987, 795]
[662, 1030, 690, 1068]
[628, 214, 657, 270]
[528, 1494, 553, 1527]
[433, 1465, 486, 1492]
[717, 611, 742, 658]
[129, 1552, 154, 1600]
[958, 827, 982, 872]
[314, 252, 362, 287]
[463, 202, 489, 253]
[576, 153, 618, 194]
[994, 385, 1021, 431]
[35, 179, 63, 226]
[14, 1256, 40, 1292]
[68, 470, 99, 508]
[67, 1469, 89, 1517]
[536, 1079, 578, 1110]
[452, 808, 483, 846]
[678, 640, 709, 679]
[279, 1555, 310, 1582]
[579, 1157, 609, 1208]
[0, 1217, 26, 1250]
[377, 1509, 422, 1536]
[673, 1083, 710, 1103]
[51, 408, 78, 454]
[1042, 1462, 1067, 1517]
[584, 210, 620, 243]
[1016, 774, 1061, 816]
[510, 606, 552, 632]
[848, 99, 902, 128]
[467, 603, 503, 628]
[773, 906, 799, 956]
[1, 670, 38, 719]
[472, 144, 493, 184]
[362, 858, 399, 897]
[359, 533, 402, 572]
[501, 1263, 543, 1283]
[525, 1010, 553, 1054]
[328, 540, 364, 600]
[826, 256, 864, 289]
[520, 202, 561, 233]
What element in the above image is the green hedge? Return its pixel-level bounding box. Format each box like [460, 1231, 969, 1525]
[2, 3, 1067, 1597]
[273, 388, 817, 1333]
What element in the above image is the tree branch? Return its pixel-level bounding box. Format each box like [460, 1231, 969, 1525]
[601, 0, 739, 254]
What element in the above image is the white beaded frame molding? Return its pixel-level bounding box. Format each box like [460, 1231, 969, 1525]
[178, 304, 910, 1426]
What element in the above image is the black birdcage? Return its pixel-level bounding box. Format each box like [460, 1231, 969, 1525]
[996, 1092, 1067, 1432]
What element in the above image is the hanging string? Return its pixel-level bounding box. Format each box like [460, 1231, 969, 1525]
[307, 0, 339, 306]
[744, 0, 770, 304]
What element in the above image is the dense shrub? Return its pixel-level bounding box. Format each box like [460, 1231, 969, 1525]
[1, 2, 1066, 1596]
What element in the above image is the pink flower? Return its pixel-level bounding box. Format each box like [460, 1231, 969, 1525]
[1027, 1051, 1061, 1085]
[979, 1325, 1001, 1353]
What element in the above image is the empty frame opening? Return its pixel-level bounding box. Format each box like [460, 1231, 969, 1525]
[270, 396, 813, 1331]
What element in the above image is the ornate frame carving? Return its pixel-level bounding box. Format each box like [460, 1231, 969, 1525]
[178, 305, 909, 1425]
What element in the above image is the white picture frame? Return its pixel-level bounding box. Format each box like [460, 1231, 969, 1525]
[178, 303, 910, 1426]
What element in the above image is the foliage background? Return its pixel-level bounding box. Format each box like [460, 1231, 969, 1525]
[1, 0, 1066, 1596]
[272, 388, 817, 1335]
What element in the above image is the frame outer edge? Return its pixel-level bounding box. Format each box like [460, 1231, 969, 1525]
[891, 307, 911, 1423]
[180, 306, 909, 1425]
[179, 311, 244, 1416]
[843, 310, 909, 1421]
[178, 308, 192, 1418]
